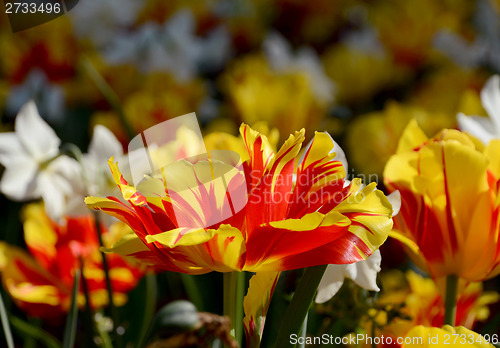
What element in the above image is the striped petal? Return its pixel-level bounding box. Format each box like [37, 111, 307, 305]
[0, 242, 68, 317]
[243, 271, 280, 347]
[385, 120, 500, 281]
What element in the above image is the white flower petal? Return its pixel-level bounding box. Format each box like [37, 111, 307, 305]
[0, 133, 26, 166]
[39, 156, 85, 219]
[480, 75, 500, 131]
[315, 250, 382, 304]
[315, 265, 346, 304]
[88, 125, 123, 163]
[15, 101, 60, 161]
[264, 32, 294, 71]
[387, 190, 401, 217]
[0, 160, 38, 200]
[39, 175, 66, 221]
[346, 250, 381, 292]
[457, 113, 497, 144]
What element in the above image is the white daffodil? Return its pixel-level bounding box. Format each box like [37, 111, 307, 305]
[82, 125, 123, 197]
[314, 191, 401, 304]
[0, 101, 83, 220]
[457, 75, 500, 144]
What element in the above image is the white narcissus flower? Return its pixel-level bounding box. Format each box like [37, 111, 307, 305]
[457, 75, 500, 144]
[82, 125, 123, 197]
[0, 101, 83, 220]
[314, 188, 401, 303]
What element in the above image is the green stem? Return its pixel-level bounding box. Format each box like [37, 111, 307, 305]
[79, 258, 99, 348]
[93, 211, 120, 346]
[180, 274, 204, 311]
[0, 291, 14, 348]
[63, 269, 80, 348]
[275, 265, 327, 348]
[298, 314, 308, 348]
[223, 272, 245, 347]
[444, 275, 458, 326]
[22, 317, 39, 348]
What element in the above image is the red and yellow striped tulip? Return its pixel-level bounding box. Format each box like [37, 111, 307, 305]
[0, 204, 144, 318]
[384, 120, 500, 281]
[86, 124, 396, 274]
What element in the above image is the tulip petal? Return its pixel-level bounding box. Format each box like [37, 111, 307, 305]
[396, 118, 428, 154]
[0, 242, 67, 317]
[23, 204, 58, 269]
[245, 129, 305, 230]
[240, 123, 275, 186]
[146, 225, 245, 272]
[290, 131, 346, 217]
[243, 271, 280, 347]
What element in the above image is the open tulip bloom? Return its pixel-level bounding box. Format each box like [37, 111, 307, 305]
[384, 119, 500, 326]
[86, 123, 397, 345]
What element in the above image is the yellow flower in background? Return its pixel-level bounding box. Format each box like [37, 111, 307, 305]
[322, 44, 410, 105]
[377, 271, 497, 337]
[409, 65, 488, 115]
[403, 326, 495, 347]
[384, 120, 500, 282]
[370, 0, 472, 67]
[351, 271, 497, 347]
[345, 102, 456, 178]
[92, 72, 207, 142]
[222, 55, 333, 142]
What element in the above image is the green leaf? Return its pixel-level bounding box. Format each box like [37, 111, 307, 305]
[9, 316, 61, 348]
[0, 290, 14, 348]
[63, 269, 80, 348]
[274, 265, 327, 347]
[136, 273, 158, 348]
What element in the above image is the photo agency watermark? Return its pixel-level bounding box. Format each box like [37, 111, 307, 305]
[4, 0, 79, 32]
[125, 113, 248, 229]
[122, 113, 375, 230]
